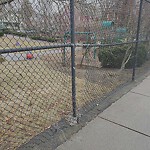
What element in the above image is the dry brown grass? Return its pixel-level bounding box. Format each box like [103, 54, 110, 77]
[0, 39, 133, 149]
[0, 59, 71, 149]
[0, 35, 51, 50]
[0, 57, 129, 149]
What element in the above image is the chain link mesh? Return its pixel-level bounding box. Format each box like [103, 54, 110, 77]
[73, 0, 150, 111]
[0, 0, 150, 149]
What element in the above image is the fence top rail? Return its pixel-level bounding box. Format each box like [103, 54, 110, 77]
[0, 40, 149, 54]
[0, 44, 72, 54]
[76, 40, 149, 47]
[65, 32, 95, 35]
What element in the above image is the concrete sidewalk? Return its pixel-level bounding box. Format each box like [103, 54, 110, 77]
[56, 75, 150, 150]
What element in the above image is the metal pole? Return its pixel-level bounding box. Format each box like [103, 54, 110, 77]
[93, 33, 97, 59]
[63, 33, 67, 66]
[70, 0, 76, 117]
[132, 0, 143, 81]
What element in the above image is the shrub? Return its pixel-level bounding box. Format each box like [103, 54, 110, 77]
[14, 32, 27, 37]
[4, 30, 27, 37]
[98, 45, 127, 68]
[98, 43, 148, 69]
[101, 37, 125, 44]
[2, 28, 9, 33]
[0, 31, 4, 37]
[30, 36, 57, 42]
[136, 43, 148, 66]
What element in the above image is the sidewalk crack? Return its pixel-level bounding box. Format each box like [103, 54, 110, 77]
[99, 116, 150, 138]
[130, 91, 150, 97]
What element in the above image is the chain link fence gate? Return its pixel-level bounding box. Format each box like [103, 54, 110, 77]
[0, 0, 150, 149]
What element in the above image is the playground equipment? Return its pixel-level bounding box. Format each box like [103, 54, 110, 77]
[101, 21, 115, 44]
[116, 27, 127, 42]
[102, 21, 114, 28]
[116, 28, 127, 33]
[26, 53, 33, 59]
[0, 22, 6, 31]
[63, 31, 97, 66]
[101, 21, 127, 43]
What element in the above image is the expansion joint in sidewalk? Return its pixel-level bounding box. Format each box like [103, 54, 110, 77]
[99, 116, 150, 138]
[130, 91, 150, 97]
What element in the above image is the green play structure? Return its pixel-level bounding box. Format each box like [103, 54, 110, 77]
[101, 21, 127, 43]
[116, 27, 127, 33]
[101, 21, 114, 44]
[116, 27, 127, 37]
[102, 21, 114, 28]
[63, 31, 97, 66]
[0, 22, 6, 31]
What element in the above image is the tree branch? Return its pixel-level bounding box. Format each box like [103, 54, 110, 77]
[0, 0, 14, 5]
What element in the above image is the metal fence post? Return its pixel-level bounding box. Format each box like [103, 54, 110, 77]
[70, 0, 76, 117]
[132, 0, 143, 81]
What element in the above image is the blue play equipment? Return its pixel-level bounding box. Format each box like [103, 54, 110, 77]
[101, 21, 114, 44]
[101, 20, 127, 43]
[116, 28, 127, 33]
[116, 27, 127, 42]
[0, 22, 6, 31]
[102, 21, 114, 28]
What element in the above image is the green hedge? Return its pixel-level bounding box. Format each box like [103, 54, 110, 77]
[101, 37, 125, 44]
[136, 44, 148, 65]
[4, 30, 27, 37]
[3, 29, 57, 42]
[98, 43, 148, 69]
[0, 31, 4, 37]
[30, 36, 57, 42]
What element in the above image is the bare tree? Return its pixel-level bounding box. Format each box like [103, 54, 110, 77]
[142, 0, 150, 39]
[0, 0, 14, 5]
[21, 0, 34, 30]
[0, 1, 21, 30]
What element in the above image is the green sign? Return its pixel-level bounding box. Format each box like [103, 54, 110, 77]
[102, 21, 114, 28]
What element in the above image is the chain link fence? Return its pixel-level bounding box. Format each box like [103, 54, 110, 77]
[0, 0, 150, 149]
